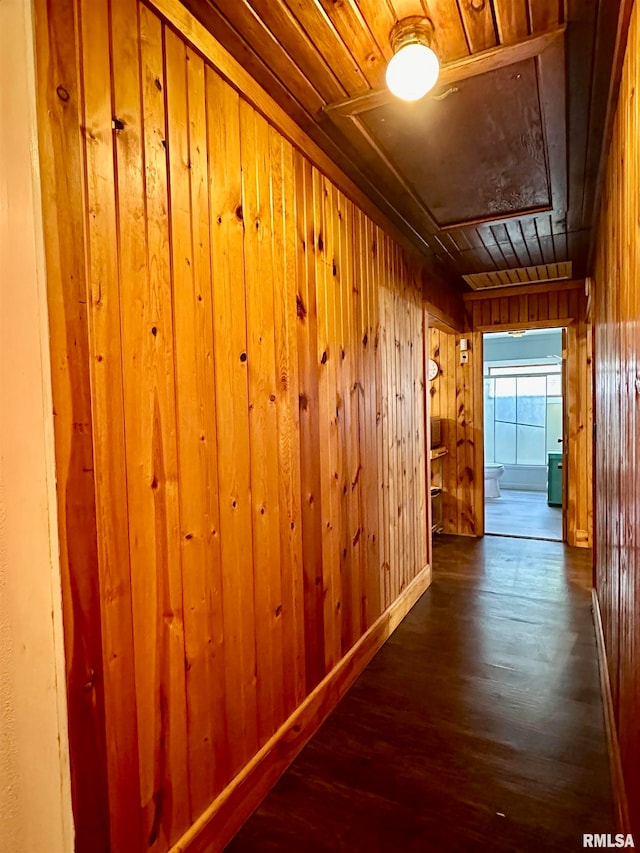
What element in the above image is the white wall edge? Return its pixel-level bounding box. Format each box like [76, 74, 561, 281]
[0, 0, 74, 850]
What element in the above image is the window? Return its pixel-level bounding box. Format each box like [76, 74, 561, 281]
[484, 366, 562, 466]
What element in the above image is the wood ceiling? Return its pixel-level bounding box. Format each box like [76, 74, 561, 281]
[179, 0, 624, 291]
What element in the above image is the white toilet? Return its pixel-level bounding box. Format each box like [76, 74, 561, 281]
[484, 463, 505, 498]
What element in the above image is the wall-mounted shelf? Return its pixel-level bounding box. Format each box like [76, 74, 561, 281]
[430, 446, 447, 533]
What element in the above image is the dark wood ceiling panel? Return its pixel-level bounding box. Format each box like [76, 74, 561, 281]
[360, 58, 550, 227]
[537, 33, 567, 219]
[184, 0, 628, 289]
[457, 0, 499, 53]
[577, 0, 624, 231]
[528, 216, 553, 264]
[493, 0, 529, 44]
[565, 0, 597, 235]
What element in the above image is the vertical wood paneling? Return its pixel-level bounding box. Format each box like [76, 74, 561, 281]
[165, 30, 228, 816]
[38, 1, 436, 849]
[206, 68, 259, 776]
[428, 326, 482, 537]
[79, 0, 145, 847]
[592, 1, 640, 831]
[129, 10, 191, 844]
[271, 130, 306, 714]
[316, 169, 341, 673]
[295, 153, 325, 692]
[34, 1, 115, 848]
[240, 100, 285, 746]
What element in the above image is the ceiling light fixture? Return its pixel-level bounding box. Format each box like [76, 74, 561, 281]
[386, 17, 440, 102]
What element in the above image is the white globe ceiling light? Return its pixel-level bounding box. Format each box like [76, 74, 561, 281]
[386, 17, 440, 102]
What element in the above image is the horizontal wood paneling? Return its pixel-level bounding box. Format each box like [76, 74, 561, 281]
[36, 0, 434, 849]
[430, 282, 592, 546]
[592, 0, 640, 832]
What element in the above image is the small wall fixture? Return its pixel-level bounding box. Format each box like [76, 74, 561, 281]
[386, 17, 440, 102]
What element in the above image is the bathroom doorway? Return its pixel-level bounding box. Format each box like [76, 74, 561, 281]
[483, 328, 564, 541]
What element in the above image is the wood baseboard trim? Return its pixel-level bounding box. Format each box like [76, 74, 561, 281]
[169, 564, 433, 853]
[591, 588, 631, 834]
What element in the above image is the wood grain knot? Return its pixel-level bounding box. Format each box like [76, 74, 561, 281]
[154, 77, 162, 91]
[56, 85, 70, 102]
[240, 351, 247, 362]
[235, 205, 243, 221]
[320, 350, 328, 365]
[470, 0, 485, 10]
[296, 293, 307, 320]
[151, 326, 157, 336]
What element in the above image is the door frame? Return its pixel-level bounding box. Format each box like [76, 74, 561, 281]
[478, 322, 569, 542]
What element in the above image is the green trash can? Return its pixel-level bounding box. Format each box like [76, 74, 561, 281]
[548, 452, 563, 507]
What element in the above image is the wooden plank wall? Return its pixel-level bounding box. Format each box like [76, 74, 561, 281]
[428, 281, 592, 547]
[34, 0, 438, 850]
[427, 328, 483, 536]
[592, 0, 640, 831]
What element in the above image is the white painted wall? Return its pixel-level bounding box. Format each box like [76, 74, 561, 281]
[0, 1, 74, 850]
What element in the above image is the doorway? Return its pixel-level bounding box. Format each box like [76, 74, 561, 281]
[482, 328, 565, 541]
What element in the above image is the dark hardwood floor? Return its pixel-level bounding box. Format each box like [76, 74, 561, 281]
[226, 537, 614, 852]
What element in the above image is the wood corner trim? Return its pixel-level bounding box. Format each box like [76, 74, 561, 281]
[463, 279, 585, 302]
[591, 588, 631, 835]
[169, 564, 433, 853]
[323, 25, 566, 119]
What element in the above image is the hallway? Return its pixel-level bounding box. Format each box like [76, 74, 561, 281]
[227, 537, 614, 852]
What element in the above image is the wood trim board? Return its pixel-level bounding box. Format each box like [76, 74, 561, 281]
[462, 279, 584, 302]
[592, 589, 631, 834]
[168, 564, 432, 853]
[473, 318, 575, 332]
[323, 26, 566, 117]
